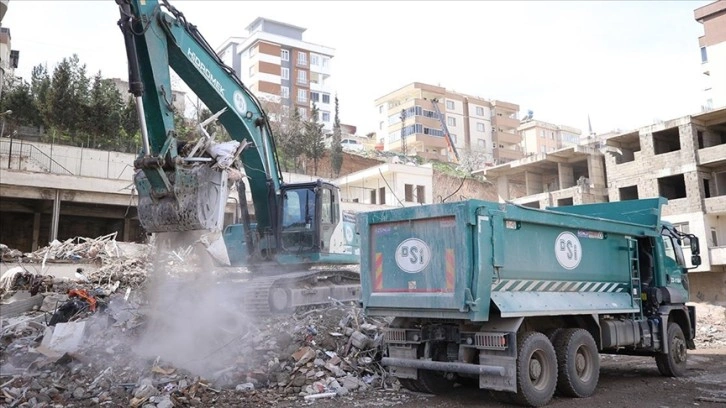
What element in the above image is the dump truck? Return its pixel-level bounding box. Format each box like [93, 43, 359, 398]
[358, 197, 701, 407]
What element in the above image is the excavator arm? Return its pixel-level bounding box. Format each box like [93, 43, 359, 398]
[116, 0, 282, 233]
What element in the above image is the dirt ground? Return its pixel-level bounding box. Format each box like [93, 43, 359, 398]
[282, 348, 726, 408]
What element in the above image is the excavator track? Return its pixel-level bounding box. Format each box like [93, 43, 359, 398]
[225, 269, 361, 317]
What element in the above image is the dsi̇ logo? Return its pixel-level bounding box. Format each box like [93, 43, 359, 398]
[555, 231, 582, 270]
[395, 238, 431, 274]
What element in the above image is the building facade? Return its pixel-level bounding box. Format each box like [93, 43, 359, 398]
[519, 119, 583, 156]
[604, 107, 726, 300]
[695, 0, 726, 111]
[216, 18, 335, 131]
[374, 82, 521, 165]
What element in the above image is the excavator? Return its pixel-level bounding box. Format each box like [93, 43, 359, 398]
[116, 0, 360, 314]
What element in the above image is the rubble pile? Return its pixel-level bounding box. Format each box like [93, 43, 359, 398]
[693, 302, 726, 349]
[1, 293, 394, 406]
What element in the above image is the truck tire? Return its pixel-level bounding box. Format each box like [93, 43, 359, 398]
[408, 370, 455, 394]
[554, 328, 599, 398]
[398, 378, 423, 393]
[655, 322, 687, 377]
[513, 331, 557, 407]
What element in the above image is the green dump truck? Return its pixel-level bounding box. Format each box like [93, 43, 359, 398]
[358, 197, 701, 407]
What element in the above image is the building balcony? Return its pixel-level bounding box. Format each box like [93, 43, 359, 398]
[704, 195, 726, 214]
[493, 147, 524, 162]
[493, 115, 520, 130]
[697, 144, 726, 165]
[709, 246, 726, 266]
[494, 130, 522, 145]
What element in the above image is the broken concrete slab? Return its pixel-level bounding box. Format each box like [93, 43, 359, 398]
[37, 321, 87, 357]
[0, 292, 45, 319]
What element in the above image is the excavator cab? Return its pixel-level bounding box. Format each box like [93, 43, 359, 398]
[278, 181, 355, 264]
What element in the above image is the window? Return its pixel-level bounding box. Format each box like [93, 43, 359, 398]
[298, 107, 307, 120]
[281, 86, 289, 99]
[322, 57, 329, 67]
[322, 93, 330, 104]
[405, 184, 414, 202]
[281, 49, 289, 61]
[476, 122, 485, 132]
[297, 70, 307, 85]
[416, 185, 425, 204]
[322, 111, 330, 122]
[712, 227, 719, 247]
[701, 47, 708, 63]
[476, 106, 484, 116]
[379, 121, 384, 130]
[311, 92, 320, 102]
[378, 187, 386, 204]
[321, 188, 332, 224]
[478, 139, 485, 148]
[281, 67, 289, 80]
[370, 190, 376, 204]
[450, 134, 457, 144]
[446, 100, 455, 110]
[248, 65, 255, 77]
[447, 117, 456, 127]
[297, 89, 308, 103]
[378, 105, 384, 114]
[311, 55, 319, 66]
[297, 51, 307, 66]
[249, 46, 256, 57]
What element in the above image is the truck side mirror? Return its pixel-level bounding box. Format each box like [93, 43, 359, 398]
[691, 255, 702, 267]
[689, 235, 700, 255]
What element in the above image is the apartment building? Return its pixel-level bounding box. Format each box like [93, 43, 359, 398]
[0, 25, 19, 99]
[519, 119, 583, 156]
[216, 18, 335, 131]
[374, 82, 521, 165]
[695, 0, 726, 110]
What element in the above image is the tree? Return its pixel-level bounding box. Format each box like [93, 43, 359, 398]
[304, 103, 325, 176]
[0, 77, 38, 132]
[29, 64, 51, 127]
[330, 96, 343, 177]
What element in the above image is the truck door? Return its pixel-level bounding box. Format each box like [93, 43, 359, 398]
[659, 234, 688, 302]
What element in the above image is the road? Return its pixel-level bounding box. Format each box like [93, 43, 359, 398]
[286, 348, 726, 408]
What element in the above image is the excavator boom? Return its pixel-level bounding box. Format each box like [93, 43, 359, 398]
[117, 0, 281, 233]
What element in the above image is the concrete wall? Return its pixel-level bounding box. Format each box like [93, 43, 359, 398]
[2, 139, 136, 180]
[689, 270, 726, 303]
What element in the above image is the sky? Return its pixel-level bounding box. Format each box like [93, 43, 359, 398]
[3, 0, 713, 136]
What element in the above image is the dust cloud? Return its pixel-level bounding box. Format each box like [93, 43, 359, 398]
[133, 231, 254, 379]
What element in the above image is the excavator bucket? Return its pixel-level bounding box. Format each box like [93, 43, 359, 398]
[135, 164, 228, 232]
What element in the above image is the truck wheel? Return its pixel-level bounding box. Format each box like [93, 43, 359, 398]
[409, 370, 455, 394]
[513, 331, 557, 407]
[554, 328, 599, 398]
[655, 322, 687, 377]
[397, 378, 423, 393]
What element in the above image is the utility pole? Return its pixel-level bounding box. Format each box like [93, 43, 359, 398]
[400, 109, 407, 156]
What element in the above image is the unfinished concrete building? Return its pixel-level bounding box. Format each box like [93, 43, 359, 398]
[474, 145, 609, 208]
[604, 107, 726, 301]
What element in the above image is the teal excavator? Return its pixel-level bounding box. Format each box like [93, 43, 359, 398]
[116, 0, 360, 313]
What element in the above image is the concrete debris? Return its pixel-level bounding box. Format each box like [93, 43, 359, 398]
[692, 302, 726, 349]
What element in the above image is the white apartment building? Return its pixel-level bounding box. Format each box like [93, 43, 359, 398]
[695, 0, 726, 110]
[519, 119, 583, 156]
[216, 18, 335, 131]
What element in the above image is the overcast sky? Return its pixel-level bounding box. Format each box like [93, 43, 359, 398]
[4, 0, 712, 135]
